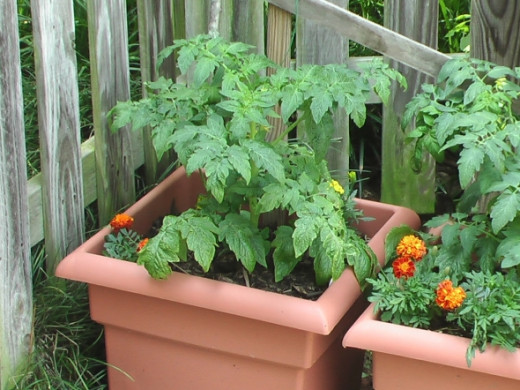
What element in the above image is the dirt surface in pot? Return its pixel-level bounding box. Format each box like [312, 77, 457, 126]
[171, 250, 328, 300]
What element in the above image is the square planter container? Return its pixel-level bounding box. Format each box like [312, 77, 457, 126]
[56, 167, 420, 390]
[343, 303, 520, 390]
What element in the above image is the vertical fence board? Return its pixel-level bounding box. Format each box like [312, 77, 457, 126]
[31, 0, 85, 272]
[297, 0, 350, 185]
[266, 4, 292, 141]
[137, 0, 177, 184]
[471, 0, 520, 66]
[224, 0, 265, 51]
[0, 0, 32, 387]
[88, 0, 135, 226]
[471, 0, 520, 211]
[380, 0, 438, 213]
[185, 0, 210, 37]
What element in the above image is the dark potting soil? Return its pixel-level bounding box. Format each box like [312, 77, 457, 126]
[148, 218, 328, 300]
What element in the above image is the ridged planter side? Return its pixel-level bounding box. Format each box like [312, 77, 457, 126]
[57, 167, 421, 390]
[343, 303, 520, 390]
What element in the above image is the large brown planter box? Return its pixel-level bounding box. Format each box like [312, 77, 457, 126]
[343, 303, 520, 390]
[57, 167, 420, 390]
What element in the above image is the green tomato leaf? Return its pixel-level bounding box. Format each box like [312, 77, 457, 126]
[178, 211, 219, 272]
[293, 215, 318, 258]
[241, 139, 285, 182]
[458, 147, 485, 188]
[227, 145, 251, 184]
[137, 216, 187, 279]
[272, 226, 301, 282]
[219, 212, 269, 272]
[490, 191, 520, 234]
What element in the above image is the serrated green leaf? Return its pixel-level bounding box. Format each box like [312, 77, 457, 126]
[490, 191, 520, 233]
[280, 85, 304, 122]
[137, 216, 186, 279]
[312, 244, 333, 286]
[176, 44, 196, 75]
[219, 212, 268, 272]
[227, 145, 251, 183]
[272, 226, 301, 282]
[293, 215, 318, 257]
[258, 182, 285, 213]
[242, 139, 285, 182]
[178, 212, 218, 272]
[310, 92, 333, 123]
[193, 57, 217, 87]
[458, 147, 485, 188]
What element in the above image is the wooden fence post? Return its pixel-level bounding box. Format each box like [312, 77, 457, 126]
[471, 0, 520, 211]
[88, 0, 136, 226]
[31, 0, 85, 272]
[471, 0, 520, 66]
[297, 0, 350, 185]
[381, 0, 438, 213]
[137, 0, 177, 184]
[0, 0, 32, 387]
[185, 0, 264, 51]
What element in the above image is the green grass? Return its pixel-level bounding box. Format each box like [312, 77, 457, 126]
[10, 245, 107, 390]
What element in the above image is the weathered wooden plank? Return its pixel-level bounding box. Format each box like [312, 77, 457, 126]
[265, 4, 292, 143]
[380, 0, 437, 213]
[471, 0, 520, 66]
[137, 0, 177, 184]
[185, 0, 264, 50]
[185, 0, 210, 37]
[28, 134, 144, 247]
[471, 0, 520, 212]
[31, 0, 85, 272]
[297, 0, 350, 185]
[88, 0, 135, 226]
[221, 0, 265, 51]
[0, 0, 32, 386]
[268, 0, 451, 77]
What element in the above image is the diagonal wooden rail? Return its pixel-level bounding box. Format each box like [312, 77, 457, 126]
[268, 0, 451, 77]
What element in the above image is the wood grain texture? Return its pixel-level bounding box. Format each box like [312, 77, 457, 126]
[296, 0, 350, 185]
[88, 0, 135, 226]
[31, 0, 85, 272]
[137, 0, 176, 184]
[266, 4, 292, 142]
[0, 0, 32, 386]
[268, 0, 450, 77]
[380, 0, 437, 213]
[471, 0, 520, 66]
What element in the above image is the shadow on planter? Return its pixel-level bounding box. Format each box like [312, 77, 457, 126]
[343, 303, 520, 390]
[57, 167, 420, 390]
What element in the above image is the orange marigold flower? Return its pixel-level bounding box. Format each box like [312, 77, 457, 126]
[392, 256, 416, 279]
[137, 238, 149, 252]
[110, 213, 134, 232]
[396, 235, 427, 261]
[436, 280, 466, 311]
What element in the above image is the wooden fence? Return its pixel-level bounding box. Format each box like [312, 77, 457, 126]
[1, 0, 519, 387]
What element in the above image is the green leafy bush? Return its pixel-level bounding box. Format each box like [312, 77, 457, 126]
[369, 57, 520, 367]
[110, 34, 405, 286]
